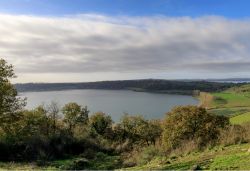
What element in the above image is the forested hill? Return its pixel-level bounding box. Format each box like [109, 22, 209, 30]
[15, 79, 238, 94]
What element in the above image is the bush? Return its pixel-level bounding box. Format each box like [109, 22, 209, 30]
[162, 106, 229, 150]
[90, 112, 113, 137]
[119, 115, 162, 146]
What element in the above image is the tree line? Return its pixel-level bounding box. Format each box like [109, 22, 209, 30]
[15, 79, 237, 94]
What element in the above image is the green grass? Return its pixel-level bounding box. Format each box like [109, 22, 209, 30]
[0, 153, 121, 170]
[212, 92, 250, 108]
[0, 162, 57, 170]
[209, 107, 250, 117]
[200, 84, 250, 118]
[230, 112, 250, 124]
[124, 143, 250, 170]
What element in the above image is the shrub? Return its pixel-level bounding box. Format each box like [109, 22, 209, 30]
[89, 112, 113, 137]
[162, 106, 229, 150]
[119, 115, 162, 146]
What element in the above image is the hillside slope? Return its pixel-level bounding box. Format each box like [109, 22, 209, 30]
[200, 84, 250, 118]
[125, 143, 250, 170]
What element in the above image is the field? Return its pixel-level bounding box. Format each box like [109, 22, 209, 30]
[230, 112, 250, 124]
[200, 84, 250, 121]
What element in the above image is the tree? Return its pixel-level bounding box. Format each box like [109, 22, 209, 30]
[162, 105, 229, 149]
[20, 107, 49, 138]
[119, 115, 162, 145]
[62, 102, 89, 133]
[0, 59, 26, 135]
[33, 105, 50, 136]
[47, 101, 60, 135]
[89, 112, 112, 136]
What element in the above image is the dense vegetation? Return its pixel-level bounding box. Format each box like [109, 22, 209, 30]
[2, 58, 250, 170]
[15, 79, 237, 95]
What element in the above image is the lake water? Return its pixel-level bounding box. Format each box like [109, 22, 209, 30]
[20, 89, 198, 121]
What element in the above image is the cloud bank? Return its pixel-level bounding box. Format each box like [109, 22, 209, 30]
[1, 14, 250, 82]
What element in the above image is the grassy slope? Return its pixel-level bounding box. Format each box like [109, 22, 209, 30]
[0, 153, 121, 170]
[1, 144, 250, 170]
[125, 143, 250, 170]
[230, 112, 250, 124]
[200, 84, 250, 120]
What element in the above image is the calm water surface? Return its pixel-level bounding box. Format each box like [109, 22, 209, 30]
[20, 89, 198, 121]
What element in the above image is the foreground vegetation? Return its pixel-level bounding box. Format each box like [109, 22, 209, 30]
[1, 143, 250, 170]
[127, 143, 250, 170]
[1, 58, 250, 170]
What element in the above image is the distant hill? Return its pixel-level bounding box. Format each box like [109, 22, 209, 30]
[207, 78, 250, 83]
[15, 79, 239, 94]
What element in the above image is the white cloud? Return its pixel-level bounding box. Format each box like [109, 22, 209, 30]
[1, 14, 250, 82]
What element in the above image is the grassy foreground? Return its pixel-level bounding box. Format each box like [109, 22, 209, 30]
[0, 152, 121, 170]
[0, 143, 250, 170]
[124, 143, 250, 170]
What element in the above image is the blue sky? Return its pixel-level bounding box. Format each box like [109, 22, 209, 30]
[0, 0, 249, 18]
[1, 0, 250, 82]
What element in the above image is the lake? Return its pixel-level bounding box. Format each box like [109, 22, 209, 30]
[20, 89, 199, 121]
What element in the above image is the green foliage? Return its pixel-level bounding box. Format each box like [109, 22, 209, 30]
[162, 106, 229, 149]
[62, 102, 89, 133]
[0, 59, 26, 135]
[90, 112, 113, 136]
[119, 115, 162, 146]
[20, 107, 50, 138]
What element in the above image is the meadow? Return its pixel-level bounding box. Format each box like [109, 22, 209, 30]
[1, 144, 250, 170]
[200, 84, 250, 125]
[127, 143, 250, 170]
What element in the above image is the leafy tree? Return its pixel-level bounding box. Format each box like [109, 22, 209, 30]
[20, 107, 49, 138]
[144, 120, 162, 145]
[62, 102, 89, 133]
[162, 105, 229, 149]
[89, 112, 112, 136]
[0, 59, 26, 135]
[119, 115, 162, 145]
[47, 101, 60, 135]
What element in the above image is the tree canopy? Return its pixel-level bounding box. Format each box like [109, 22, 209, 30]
[0, 59, 26, 135]
[162, 105, 229, 149]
